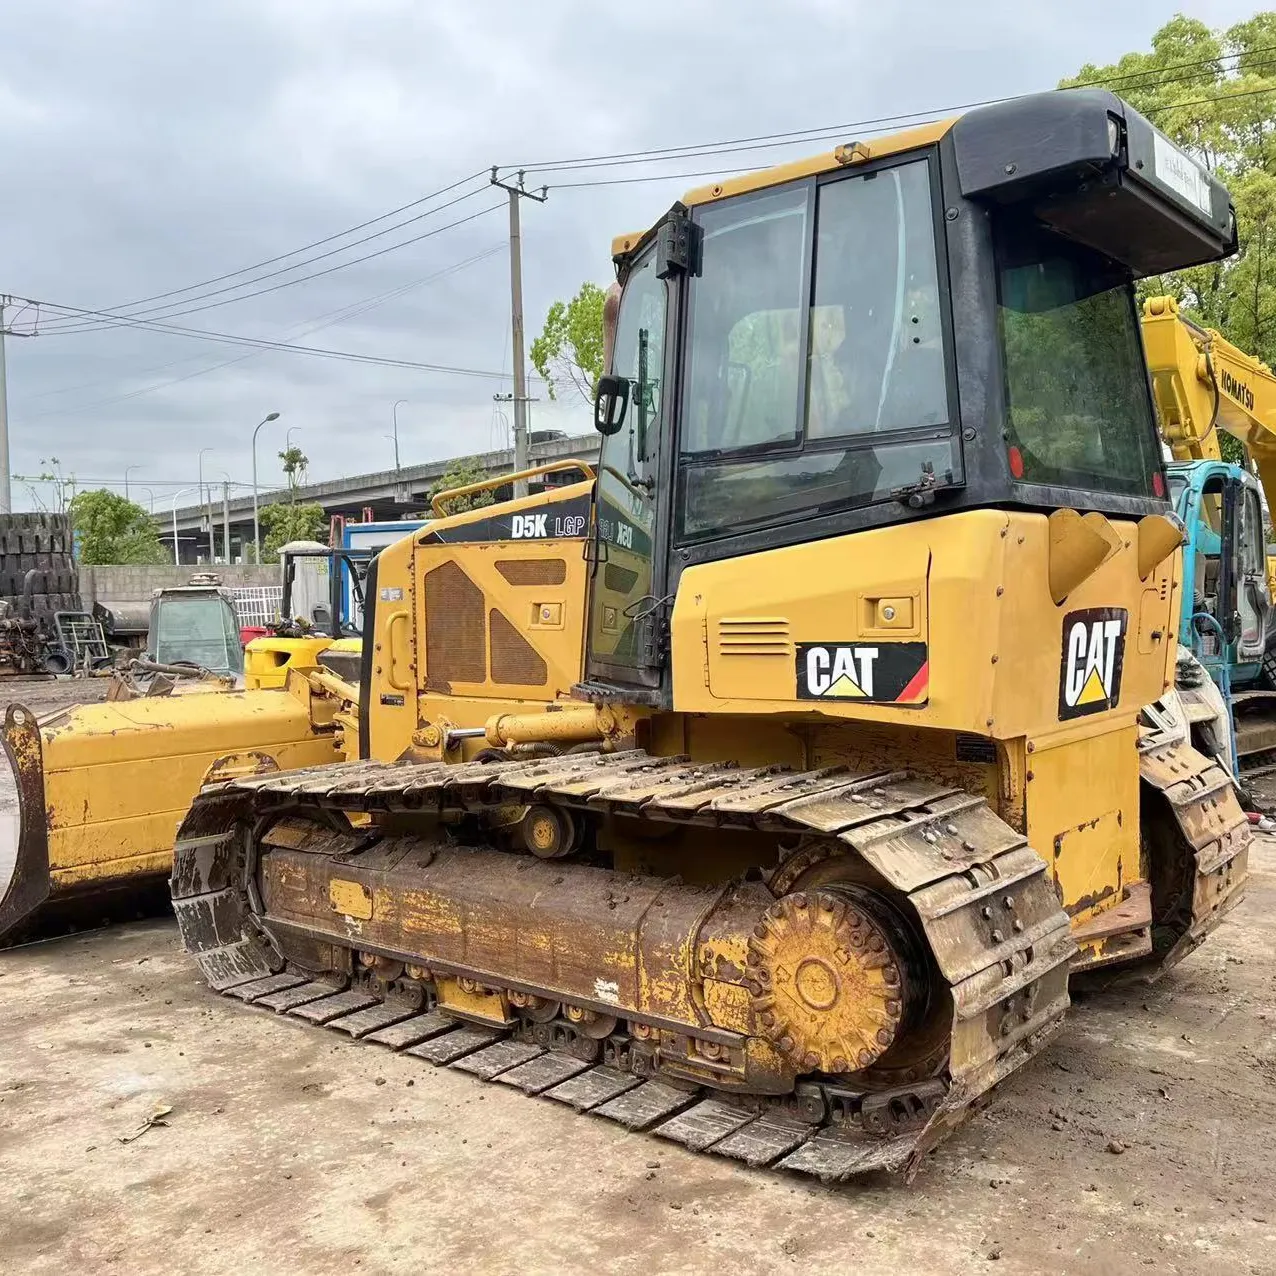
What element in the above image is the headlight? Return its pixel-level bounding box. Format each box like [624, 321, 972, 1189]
[1107, 114, 1122, 156]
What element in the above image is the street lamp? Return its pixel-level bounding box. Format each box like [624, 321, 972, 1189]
[391, 399, 406, 471]
[286, 426, 302, 450]
[124, 465, 141, 500]
[169, 486, 196, 566]
[251, 412, 281, 564]
[197, 447, 215, 562]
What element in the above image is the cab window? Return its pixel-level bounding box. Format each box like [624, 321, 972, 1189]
[677, 156, 955, 540]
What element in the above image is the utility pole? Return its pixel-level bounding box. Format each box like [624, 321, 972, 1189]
[222, 481, 230, 564]
[0, 301, 12, 513]
[0, 298, 41, 514]
[490, 168, 546, 499]
[197, 448, 215, 564]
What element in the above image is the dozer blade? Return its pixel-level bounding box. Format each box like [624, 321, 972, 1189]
[0, 691, 339, 947]
[173, 751, 1076, 1182]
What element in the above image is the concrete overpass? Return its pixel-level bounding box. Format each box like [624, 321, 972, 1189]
[164, 431, 602, 563]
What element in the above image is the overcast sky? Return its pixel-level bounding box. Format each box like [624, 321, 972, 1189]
[0, 0, 1259, 512]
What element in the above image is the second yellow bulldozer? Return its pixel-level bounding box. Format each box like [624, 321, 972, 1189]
[0, 545, 373, 942]
[157, 88, 1247, 1180]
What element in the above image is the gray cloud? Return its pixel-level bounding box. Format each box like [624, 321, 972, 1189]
[0, 0, 1256, 509]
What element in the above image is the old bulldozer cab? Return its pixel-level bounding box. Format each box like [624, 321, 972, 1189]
[147, 579, 245, 678]
[585, 88, 1236, 701]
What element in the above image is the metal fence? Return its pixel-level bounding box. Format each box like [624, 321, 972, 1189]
[231, 586, 284, 628]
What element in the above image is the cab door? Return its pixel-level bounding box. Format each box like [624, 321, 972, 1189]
[585, 232, 683, 693]
[1233, 478, 1271, 664]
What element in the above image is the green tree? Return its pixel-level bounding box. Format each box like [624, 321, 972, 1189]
[427, 456, 498, 516]
[18, 457, 77, 514]
[260, 501, 327, 563]
[1061, 13, 1276, 369]
[68, 489, 168, 565]
[279, 445, 308, 501]
[530, 281, 606, 402]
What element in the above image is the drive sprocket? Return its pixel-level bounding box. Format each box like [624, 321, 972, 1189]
[747, 888, 911, 1073]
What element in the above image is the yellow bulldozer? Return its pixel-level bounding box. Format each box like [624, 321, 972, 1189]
[3, 88, 1251, 1179]
[0, 486, 564, 942]
[0, 544, 374, 942]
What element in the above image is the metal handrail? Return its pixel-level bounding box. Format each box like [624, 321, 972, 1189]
[430, 459, 596, 516]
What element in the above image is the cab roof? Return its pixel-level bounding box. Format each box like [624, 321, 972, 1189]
[610, 119, 953, 259]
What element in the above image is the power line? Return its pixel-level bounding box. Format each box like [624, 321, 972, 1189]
[23, 245, 506, 419]
[541, 82, 1276, 193]
[16, 474, 254, 488]
[499, 48, 1276, 181]
[10, 289, 531, 380]
[41, 189, 496, 333]
[24, 245, 500, 402]
[549, 165, 765, 190]
[49, 169, 488, 323]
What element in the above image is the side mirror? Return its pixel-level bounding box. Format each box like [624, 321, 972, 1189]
[593, 375, 629, 436]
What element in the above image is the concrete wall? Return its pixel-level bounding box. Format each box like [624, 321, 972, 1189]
[80, 564, 279, 612]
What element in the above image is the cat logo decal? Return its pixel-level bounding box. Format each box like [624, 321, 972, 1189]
[796, 642, 928, 704]
[1058, 608, 1127, 719]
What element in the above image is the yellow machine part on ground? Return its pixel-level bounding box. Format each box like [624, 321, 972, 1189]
[0, 683, 340, 942]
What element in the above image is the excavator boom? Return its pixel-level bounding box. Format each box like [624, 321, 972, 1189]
[1142, 296, 1276, 783]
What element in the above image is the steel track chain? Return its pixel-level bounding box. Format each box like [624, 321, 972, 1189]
[1137, 730, 1250, 969]
[172, 750, 1077, 1180]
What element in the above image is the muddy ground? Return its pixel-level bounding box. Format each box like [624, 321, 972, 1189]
[0, 847, 1272, 1275]
[6, 674, 110, 717]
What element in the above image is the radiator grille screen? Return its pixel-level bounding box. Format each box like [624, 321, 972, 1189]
[424, 561, 485, 687]
[489, 608, 548, 687]
[604, 563, 639, 594]
[495, 558, 566, 586]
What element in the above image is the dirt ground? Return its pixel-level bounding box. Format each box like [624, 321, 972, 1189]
[0, 843, 1271, 1276]
[5, 674, 110, 717]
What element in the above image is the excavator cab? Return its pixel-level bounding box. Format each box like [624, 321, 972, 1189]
[1170, 462, 1272, 665]
[1168, 459, 1276, 772]
[169, 90, 1248, 1180]
[1144, 295, 1276, 784]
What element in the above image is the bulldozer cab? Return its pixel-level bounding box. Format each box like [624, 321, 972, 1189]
[147, 581, 244, 678]
[585, 89, 1237, 701]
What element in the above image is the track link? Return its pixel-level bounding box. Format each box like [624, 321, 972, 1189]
[1138, 728, 1249, 970]
[171, 751, 1076, 1181]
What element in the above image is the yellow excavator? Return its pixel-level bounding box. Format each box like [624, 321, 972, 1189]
[1141, 300, 1276, 783]
[143, 88, 1246, 1180]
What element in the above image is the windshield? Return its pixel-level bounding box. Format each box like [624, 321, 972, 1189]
[151, 595, 244, 675]
[996, 219, 1162, 498]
